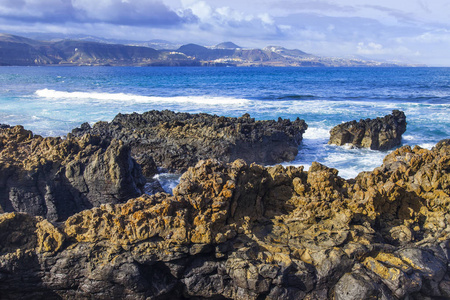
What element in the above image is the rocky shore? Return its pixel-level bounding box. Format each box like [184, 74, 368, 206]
[0, 124, 145, 221]
[329, 110, 407, 150]
[71, 110, 308, 174]
[1, 137, 449, 299]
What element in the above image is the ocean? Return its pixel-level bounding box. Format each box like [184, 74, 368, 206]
[0, 66, 449, 190]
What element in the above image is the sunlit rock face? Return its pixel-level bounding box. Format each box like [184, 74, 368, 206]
[0, 139, 449, 299]
[0, 125, 145, 221]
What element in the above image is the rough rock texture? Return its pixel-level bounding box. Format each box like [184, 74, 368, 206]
[329, 110, 407, 150]
[1, 139, 449, 299]
[0, 125, 145, 221]
[71, 110, 308, 174]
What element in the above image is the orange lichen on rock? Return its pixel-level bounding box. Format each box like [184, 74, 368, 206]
[0, 139, 449, 299]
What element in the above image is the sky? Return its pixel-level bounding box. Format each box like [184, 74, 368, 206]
[0, 0, 449, 66]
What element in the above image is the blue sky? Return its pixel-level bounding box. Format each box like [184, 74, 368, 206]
[0, 0, 449, 66]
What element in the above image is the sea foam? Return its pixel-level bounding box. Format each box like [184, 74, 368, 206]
[35, 89, 250, 106]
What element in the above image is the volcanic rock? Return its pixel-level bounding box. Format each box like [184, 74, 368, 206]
[0, 139, 449, 299]
[328, 110, 407, 150]
[0, 125, 145, 221]
[71, 110, 308, 174]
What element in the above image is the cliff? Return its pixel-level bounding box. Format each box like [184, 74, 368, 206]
[71, 110, 308, 174]
[0, 139, 449, 299]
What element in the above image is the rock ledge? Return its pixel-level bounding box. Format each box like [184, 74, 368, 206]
[72, 110, 308, 174]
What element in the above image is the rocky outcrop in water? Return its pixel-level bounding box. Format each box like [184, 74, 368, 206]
[1, 139, 449, 299]
[328, 110, 407, 150]
[71, 110, 308, 174]
[0, 125, 145, 221]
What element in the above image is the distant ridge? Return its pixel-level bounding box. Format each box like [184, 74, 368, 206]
[0, 33, 420, 67]
[264, 46, 310, 57]
[213, 42, 241, 49]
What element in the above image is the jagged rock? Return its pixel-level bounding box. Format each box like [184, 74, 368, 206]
[328, 110, 407, 150]
[0, 125, 145, 221]
[71, 110, 308, 174]
[0, 139, 449, 299]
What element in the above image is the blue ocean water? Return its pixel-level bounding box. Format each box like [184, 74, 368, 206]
[0, 66, 449, 181]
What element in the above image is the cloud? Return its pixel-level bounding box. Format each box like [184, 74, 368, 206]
[177, 1, 284, 41]
[183, 1, 275, 26]
[362, 5, 418, 24]
[0, 0, 196, 26]
[0, 0, 449, 65]
[272, 0, 357, 13]
[356, 42, 385, 55]
[395, 29, 450, 45]
[0, 0, 76, 23]
[355, 41, 427, 65]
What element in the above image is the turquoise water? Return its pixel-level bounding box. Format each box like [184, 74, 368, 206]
[0, 66, 449, 179]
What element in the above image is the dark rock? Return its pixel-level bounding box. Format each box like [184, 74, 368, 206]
[0, 138, 449, 299]
[71, 110, 308, 173]
[334, 271, 384, 300]
[0, 125, 145, 221]
[328, 110, 407, 150]
[143, 178, 165, 195]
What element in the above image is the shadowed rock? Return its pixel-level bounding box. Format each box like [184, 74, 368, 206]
[329, 110, 407, 150]
[0, 125, 145, 221]
[0, 139, 449, 299]
[71, 110, 308, 174]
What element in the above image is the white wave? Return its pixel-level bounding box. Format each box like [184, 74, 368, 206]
[417, 143, 435, 150]
[153, 173, 181, 194]
[261, 99, 450, 121]
[303, 127, 330, 139]
[402, 134, 416, 141]
[35, 89, 250, 106]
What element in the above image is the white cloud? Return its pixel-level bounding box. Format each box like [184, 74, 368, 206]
[356, 41, 421, 61]
[1, 0, 450, 65]
[258, 13, 275, 25]
[413, 29, 450, 43]
[357, 42, 385, 55]
[188, 1, 212, 21]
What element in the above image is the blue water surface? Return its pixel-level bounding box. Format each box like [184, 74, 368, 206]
[0, 66, 449, 179]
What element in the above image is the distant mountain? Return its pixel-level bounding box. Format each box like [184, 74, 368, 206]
[213, 42, 241, 49]
[14, 32, 182, 50]
[0, 33, 44, 45]
[140, 40, 181, 50]
[264, 46, 310, 58]
[177, 44, 235, 61]
[0, 33, 196, 66]
[176, 43, 319, 66]
[13, 32, 123, 44]
[0, 33, 419, 67]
